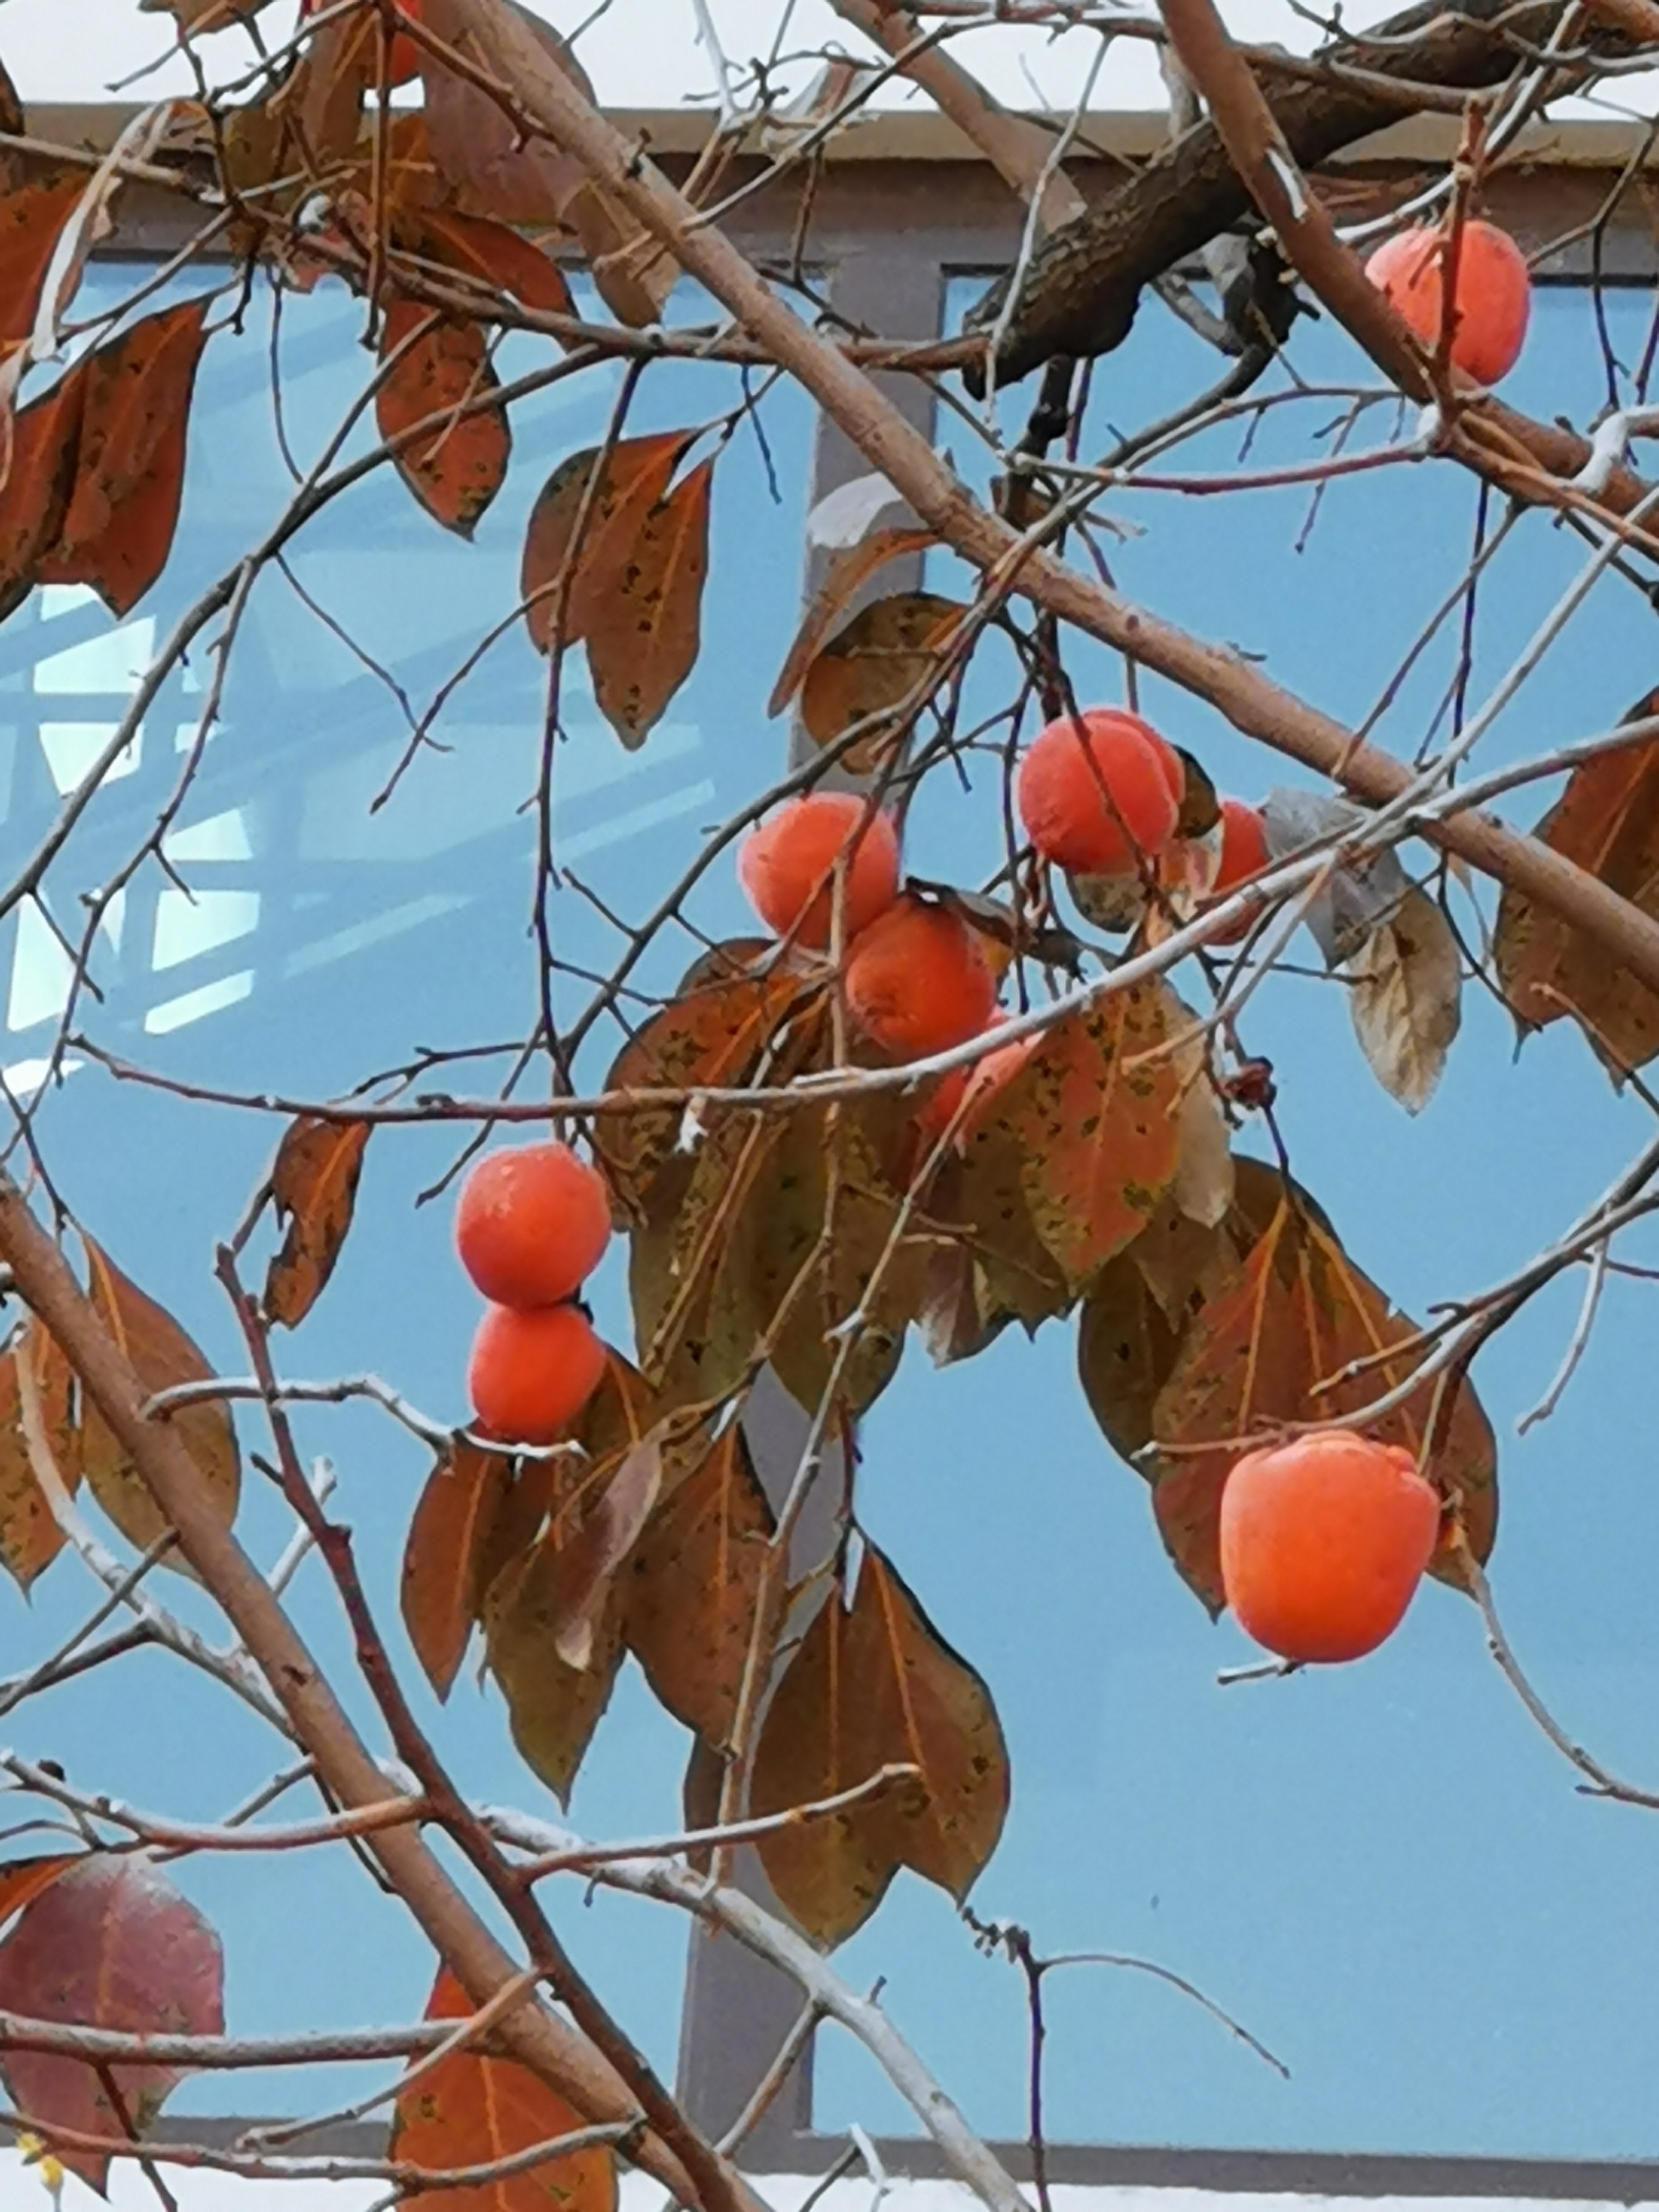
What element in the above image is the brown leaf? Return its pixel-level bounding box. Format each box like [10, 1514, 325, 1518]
[1494, 719, 1659, 1073]
[0, 1856, 79, 1935]
[752, 1548, 1008, 1947]
[770, 530, 939, 717]
[37, 298, 212, 618]
[401, 205, 578, 324]
[520, 431, 691, 656]
[401, 1441, 516, 1702]
[588, 456, 714, 749]
[274, 13, 378, 173]
[486, 1550, 624, 1808]
[79, 1241, 239, 1563]
[392, 1966, 619, 2212]
[798, 591, 969, 773]
[376, 301, 510, 536]
[956, 984, 1186, 1292]
[0, 171, 89, 359]
[0, 367, 85, 622]
[0, 1854, 224, 2191]
[1149, 1184, 1497, 1613]
[264, 1116, 371, 1328]
[593, 943, 810, 1216]
[0, 1325, 76, 1592]
[547, 1435, 663, 1672]
[623, 1423, 772, 1749]
[1348, 885, 1462, 1112]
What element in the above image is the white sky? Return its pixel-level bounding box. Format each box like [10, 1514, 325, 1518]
[5, 0, 1655, 117]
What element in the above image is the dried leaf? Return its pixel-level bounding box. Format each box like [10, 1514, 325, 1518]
[752, 1549, 1008, 1947]
[0, 1856, 79, 1934]
[486, 1551, 623, 1808]
[1169, 1016, 1233, 1229]
[623, 1423, 772, 1749]
[798, 591, 968, 773]
[547, 1436, 663, 1672]
[1495, 719, 1659, 1074]
[520, 432, 691, 655]
[770, 529, 938, 717]
[0, 367, 85, 622]
[79, 1241, 239, 1563]
[1260, 787, 1410, 966]
[588, 456, 714, 749]
[377, 301, 510, 536]
[1149, 1185, 1497, 1613]
[0, 1854, 224, 2192]
[0, 173, 88, 431]
[393, 1966, 619, 2212]
[401, 1442, 516, 1702]
[806, 468, 914, 551]
[274, 13, 377, 173]
[264, 1116, 371, 1328]
[955, 984, 1185, 1292]
[402, 205, 577, 324]
[0, 1325, 76, 1592]
[1347, 884, 1462, 1112]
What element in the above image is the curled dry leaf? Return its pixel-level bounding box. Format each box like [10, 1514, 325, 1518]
[377, 301, 510, 536]
[80, 1240, 240, 1564]
[588, 455, 715, 749]
[393, 1967, 619, 2212]
[0, 1323, 75, 1592]
[751, 1546, 1009, 1948]
[0, 1853, 225, 2192]
[401, 1440, 516, 1702]
[623, 1422, 773, 1750]
[1495, 717, 1659, 1074]
[806, 468, 915, 552]
[264, 1116, 371, 1328]
[520, 431, 691, 655]
[1169, 1016, 1234, 1229]
[1260, 786, 1411, 966]
[1148, 1181, 1496, 1613]
[1347, 884, 1462, 1113]
[798, 590, 970, 773]
[770, 528, 939, 717]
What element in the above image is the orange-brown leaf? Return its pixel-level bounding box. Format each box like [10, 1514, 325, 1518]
[0, 1855, 79, 1935]
[1150, 1188, 1497, 1613]
[1495, 717, 1659, 1073]
[0, 1323, 76, 1592]
[519, 431, 691, 655]
[377, 301, 510, 536]
[0, 366, 85, 621]
[752, 1548, 1008, 1947]
[264, 1115, 371, 1328]
[798, 591, 968, 773]
[587, 455, 713, 749]
[956, 984, 1186, 1292]
[770, 530, 939, 718]
[408, 206, 577, 323]
[0, 174, 89, 353]
[623, 1423, 773, 1748]
[401, 1442, 517, 1702]
[37, 298, 212, 617]
[486, 1548, 624, 1808]
[79, 1241, 239, 1562]
[393, 1966, 619, 2212]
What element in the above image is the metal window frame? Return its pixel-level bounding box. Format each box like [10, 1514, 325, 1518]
[42, 96, 1659, 2175]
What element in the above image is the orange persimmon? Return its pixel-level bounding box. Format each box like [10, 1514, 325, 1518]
[468, 1302, 606, 1443]
[1017, 709, 1182, 874]
[738, 793, 901, 950]
[455, 1142, 612, 1309]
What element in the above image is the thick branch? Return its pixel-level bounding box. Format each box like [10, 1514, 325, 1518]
[436, 0, 1659, 1007]
[961, 0, 1604, 384]
[0, 1176, 731, 2212]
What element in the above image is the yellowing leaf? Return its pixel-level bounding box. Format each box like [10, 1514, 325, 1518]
[377, 302, 510, 536]
[264, 1115, 371, 1328]
[1495, 719, 1659, 1074]
[79, 1241, 239, 1563]
[519, 432, 691, 656]
[401, 1442, 516, 1702]
[587, 456, 714, 749]
[1347, 885, 1462, 1113]
[392, 1966, 619, 2212]
[752, 1549, 1008, 1947]
[798, 591, 968, 773]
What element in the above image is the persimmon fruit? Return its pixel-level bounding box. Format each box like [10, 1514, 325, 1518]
[455, 1141, 612, 1308]
[302, 0, 423, 83]
[1365, 219, 1531, 388]
[846, 896, 998, 1060]
[1206, 797, 1272, 945]
[468, 1302, 607, 1443]
[1018, 709, 1182, 874]
[1220, 1428, 1442, 1663]
[739, 793, 901, 950]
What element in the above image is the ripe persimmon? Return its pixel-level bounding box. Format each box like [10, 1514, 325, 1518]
[455, 1142, 612, 1308]
[1220, 1429, 1442, 1663]
[1206, 797, 1272, 945]
[302, 0, 423, 82]
[739, 793, 901, 950]
[1017, 709, 1182, 874]
[846, 896, 998, 1060]
[468, 1302, 607, 1443]
[1365, 220, 1531, 388]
